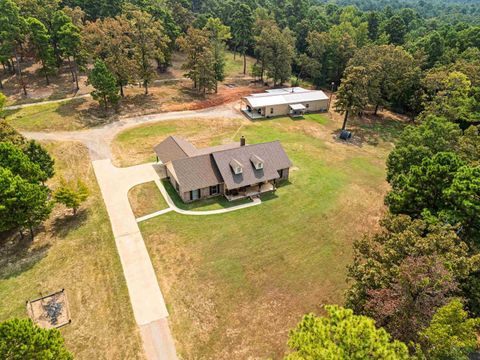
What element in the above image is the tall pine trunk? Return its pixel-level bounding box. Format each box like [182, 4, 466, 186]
[41, 59, 50, 85]
[243, 53, 247, 75]
[13, 48, 27, 96]
[341, 110, 349, 130]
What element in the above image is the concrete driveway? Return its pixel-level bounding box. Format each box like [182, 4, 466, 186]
[92, 159, 177, 360]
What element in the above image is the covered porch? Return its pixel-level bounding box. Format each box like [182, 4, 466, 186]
[225, 181, 275, 201]
[241, 98, 265, 119]
[289, 103, 306, 117]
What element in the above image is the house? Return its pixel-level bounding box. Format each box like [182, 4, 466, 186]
[241, 87, 329, 119]
[154, 136, 292, 203]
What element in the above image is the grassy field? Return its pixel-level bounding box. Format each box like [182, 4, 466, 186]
[4, 98, 90, 132]
[128, 181, 169, 218]
[114, 113, 403, 359]
[0, 142, 144, 359]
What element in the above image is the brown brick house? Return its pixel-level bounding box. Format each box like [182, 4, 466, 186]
[154, 136, 292, 203]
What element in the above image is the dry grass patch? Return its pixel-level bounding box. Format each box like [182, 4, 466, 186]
[0, 141, 144, 359]
[128, 181, 169, 218]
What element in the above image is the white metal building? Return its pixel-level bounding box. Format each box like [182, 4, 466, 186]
[241, 87, 330, 118]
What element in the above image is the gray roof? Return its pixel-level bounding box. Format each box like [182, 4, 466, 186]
[155, 137, 292, 191]
[212, 141, 292, 190]
[153, 136, 195, 163]
[154, 136, 239, 163]
[171, 154, 223, 192]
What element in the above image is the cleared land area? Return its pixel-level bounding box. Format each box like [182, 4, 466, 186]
[3, 51, 258, 133]
[0, 142, 144, 359]
[114, 113, 405, 358]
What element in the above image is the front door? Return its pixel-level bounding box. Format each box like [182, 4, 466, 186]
[191, 189, 200, 201]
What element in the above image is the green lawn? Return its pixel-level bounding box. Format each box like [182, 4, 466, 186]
[115, 112, 399, 359]
[0, 142, 144, 359]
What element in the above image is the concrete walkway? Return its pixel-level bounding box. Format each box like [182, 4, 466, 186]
[92, 159, 177, 360]
[133, 179, 262, 221]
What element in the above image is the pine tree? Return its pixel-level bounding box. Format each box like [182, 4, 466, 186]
[27, 17, 56, 85]
[88, 59, 120, 111]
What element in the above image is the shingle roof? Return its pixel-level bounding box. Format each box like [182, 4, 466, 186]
[154, 137, 292, 192]
[154, 136, 194, 163]
[212, 141, 292, 190]
[154, 136, 239, 163]
[170, 154, 223, 192]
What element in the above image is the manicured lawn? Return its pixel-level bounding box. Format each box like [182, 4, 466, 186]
[128, 181, 169, 218]
[116, 112, 399, 359]
[0, 142, 144, 359]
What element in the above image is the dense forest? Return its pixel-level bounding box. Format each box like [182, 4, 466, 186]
[1, 0, 479, 358]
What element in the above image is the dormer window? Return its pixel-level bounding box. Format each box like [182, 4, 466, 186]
[230, 159, 243, 174]
[250, 155, 264, 170]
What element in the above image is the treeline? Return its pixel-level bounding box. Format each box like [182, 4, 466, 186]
[2, 0, 480, 117]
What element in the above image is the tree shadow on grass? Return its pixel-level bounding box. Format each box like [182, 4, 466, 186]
[0, 230, 51, 280]
[51, 208, 88, 239]
[331, 114, 408, 147]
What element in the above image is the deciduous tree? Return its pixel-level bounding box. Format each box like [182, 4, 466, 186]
[125, 7, 168, 94]
[53, 177, 89, 215]
[82, 16, 136, 97]
[335, 66, 369, 130]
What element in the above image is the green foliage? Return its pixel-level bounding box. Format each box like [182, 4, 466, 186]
[89, 59, 120, 110]
[0, 141, 47, 183]
[419, 299, 480, 360]
[335, 66, 369, 129]
[255, 23, 295, 86]
[286, 305, 410, 359]
[204, 18, 231, 91]
[124, 6, 169, 94]
[23, 140, 55, 179]
[177, 27, 216, 94]
[0, 92, 5, 116]
[386, 116, 461, 184]
[386, 152, 464, 216]
[27, 17, 56, 84]
[53, 177, 89, 214]
[0, 318, 73, 359]
[0, 167, 52, 237]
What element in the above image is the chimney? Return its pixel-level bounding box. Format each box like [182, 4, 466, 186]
[240, 136, 246, 147]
